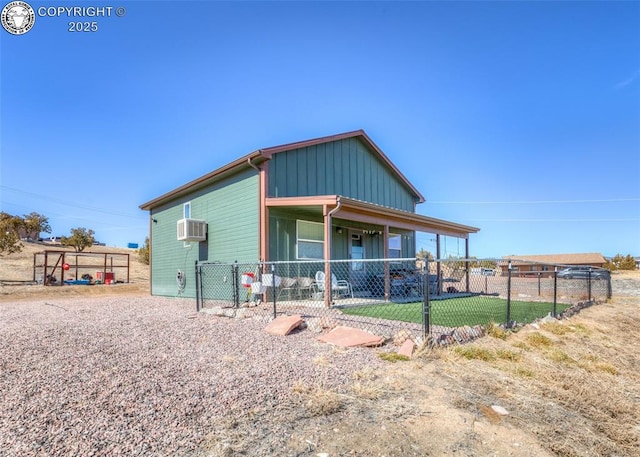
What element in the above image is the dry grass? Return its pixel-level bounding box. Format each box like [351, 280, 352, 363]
[525, 331, 554, 348]
[378, 352, 410, 363]
[423, 290, 640, 457]
[453, 345, 496, 361]
[486, 321, 509, 339]
[540, 321, 572, 335]
[495, 348, 522, 362]
[304, 388, 343, 416]
[352, 381, 384, 400]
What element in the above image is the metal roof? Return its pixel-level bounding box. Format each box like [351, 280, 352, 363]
[502, 253, 607, 266]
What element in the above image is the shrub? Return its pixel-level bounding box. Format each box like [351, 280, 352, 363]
[604, 254, 637, 271]
[138, 237, 150, 265]
[0, 212, 23, 255]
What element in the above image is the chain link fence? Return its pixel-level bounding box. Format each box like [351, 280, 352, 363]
[195, 258, 612, 345]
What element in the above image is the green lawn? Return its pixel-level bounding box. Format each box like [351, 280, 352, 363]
[340, 296, 571, 327]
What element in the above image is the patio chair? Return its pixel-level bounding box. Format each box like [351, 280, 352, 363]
[278, 276, 298, 300]
[296, 276, 315, 299]
[314, 271, 353, 299]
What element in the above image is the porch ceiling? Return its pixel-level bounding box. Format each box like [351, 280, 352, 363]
[265, 195, 479, 238]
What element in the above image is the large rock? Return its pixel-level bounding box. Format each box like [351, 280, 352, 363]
[264, 314, 304, 336]
[318, 326, 384, 347]
[397, 339, 415, 358]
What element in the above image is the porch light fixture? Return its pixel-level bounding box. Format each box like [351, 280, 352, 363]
[336, 227, 343, 234]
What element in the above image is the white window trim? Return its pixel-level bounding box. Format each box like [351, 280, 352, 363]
[388, 233, 402, 258]
[183, 202, 191, 219]
[296, 220, 324, 260]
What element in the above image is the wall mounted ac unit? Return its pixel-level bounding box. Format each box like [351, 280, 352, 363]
[177, 218, 207, 242]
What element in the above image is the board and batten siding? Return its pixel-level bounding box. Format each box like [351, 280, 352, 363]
[150, 168, 259, 297]
[268, 137, 417, 211]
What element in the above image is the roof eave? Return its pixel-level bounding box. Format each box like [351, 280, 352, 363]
[139, 151, 264, 211]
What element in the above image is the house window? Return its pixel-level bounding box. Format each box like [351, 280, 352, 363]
[388, 233, 402, 258]
[297, 220, 324, 260]
[183, 202, 191, 219]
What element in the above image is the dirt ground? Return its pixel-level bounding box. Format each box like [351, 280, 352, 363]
[1, 243, 639, 456]
[0, 241, 149, 302]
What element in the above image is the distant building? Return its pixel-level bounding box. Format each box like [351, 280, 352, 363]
[500, 253, 607, 277]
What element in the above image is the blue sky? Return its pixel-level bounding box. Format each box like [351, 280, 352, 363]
[1, 1, 639, 258]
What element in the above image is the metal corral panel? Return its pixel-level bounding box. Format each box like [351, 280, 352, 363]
[150, 169, 259, 297]
[268, 137, 417, 211]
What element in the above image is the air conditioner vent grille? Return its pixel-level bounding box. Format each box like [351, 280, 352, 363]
[177, 218, 207, 242]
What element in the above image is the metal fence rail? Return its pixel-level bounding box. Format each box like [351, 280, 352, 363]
[195, 258, 612, 344]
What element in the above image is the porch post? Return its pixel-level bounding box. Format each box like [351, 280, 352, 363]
[436, 234, 442, 295]
[259, 163, 269, 262]
[465, 237, 470, 293]
[383, 225, 390, 300]
[323, 204, 332, 308]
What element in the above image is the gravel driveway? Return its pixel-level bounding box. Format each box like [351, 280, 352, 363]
[0, 296, 384, 456]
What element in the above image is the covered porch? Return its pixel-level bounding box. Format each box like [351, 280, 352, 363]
[264, 195, 479, 307]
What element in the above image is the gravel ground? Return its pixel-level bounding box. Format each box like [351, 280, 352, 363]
[2, 274, 637, 456]
[0, 296, 385, 457]
[611, 275, 640, 296]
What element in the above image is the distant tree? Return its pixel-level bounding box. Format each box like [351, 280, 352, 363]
[416, 248, 433, 261]
[22, 212, 51, 240]
[0, 212, 23, 255]
[61, 227, 95, 252]
[484, 260, 498, 269]
[620, 254, 637, 270]
[604, 254, 637, 271]
[138, 237, 150, 265]
[447, 254, 467, 270]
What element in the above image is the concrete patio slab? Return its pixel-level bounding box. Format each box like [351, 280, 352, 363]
[318, 325, 384, 347]
[265, 314, 303, 336]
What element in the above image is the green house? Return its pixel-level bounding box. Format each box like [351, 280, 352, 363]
[139, 130, 479, 297]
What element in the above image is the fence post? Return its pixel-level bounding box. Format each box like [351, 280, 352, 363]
[587, 267, 592, 302]
[506, 260, 512, 328]
[195, 260, 200, 312]
[465, 256, 470, 293]
[553, 266, 558, 317]
[271, 263, 277, 319]
[422, 258, 430, 339]
[537, 272, 541, 296]
[232, 261, 239, 308]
